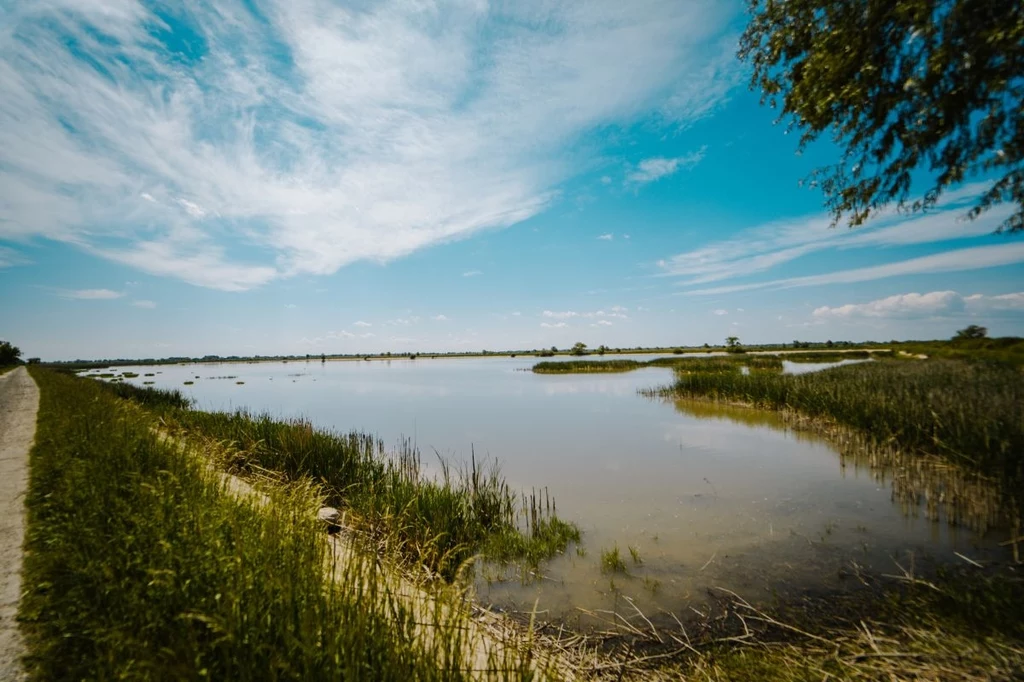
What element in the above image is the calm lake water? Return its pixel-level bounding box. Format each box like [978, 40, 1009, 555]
[103, 355, 1011, 628]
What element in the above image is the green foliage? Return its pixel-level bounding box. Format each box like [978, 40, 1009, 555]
[0, 339, 22, 365]
[599, 546, 627, 574]
[533, 360, 642, 374]
[570, 342, 587, 356]
[666, 359, 1024, 485]
[954, 324, 988, 340]
[145, 407, 578, 580]
[21, 368, 496, 680]
[740, 0, 1024, 232]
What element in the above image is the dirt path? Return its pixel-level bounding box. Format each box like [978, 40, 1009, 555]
[0, 367, 38, 681]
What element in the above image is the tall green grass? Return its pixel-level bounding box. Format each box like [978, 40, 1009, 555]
[102, 380, 580, 580]
[659, 360, 1024, 485]
[22, 368, 531, 680]
[532, 359, 642, 373]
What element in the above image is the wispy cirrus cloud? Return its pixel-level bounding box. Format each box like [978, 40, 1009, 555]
[132, 299, 157, 309]
[683, 242, 1024, 296]
[540, 321, 568, 329]
[55, 288, 123, 300]
[462, 270, 483, 278]
[813, 290, 1024, 320]
[627, 147, 706, 185]
[662, 183, 1017, 289]
[1, 0, 739, 291]
[543, 306, 628, 320]
[0, 246, 29, 268]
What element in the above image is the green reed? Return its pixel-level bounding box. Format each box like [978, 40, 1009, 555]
[657, 359, 1024, 485]
[23, 368, 539, 680]
[105, 381, 579, 580]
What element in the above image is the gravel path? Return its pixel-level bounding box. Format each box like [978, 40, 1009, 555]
[0, 367, 38, 681]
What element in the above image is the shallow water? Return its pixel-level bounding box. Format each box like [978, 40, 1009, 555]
[105, 355, 1012, 627]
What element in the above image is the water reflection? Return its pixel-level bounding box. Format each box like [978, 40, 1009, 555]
[107, 357, 1013, 629]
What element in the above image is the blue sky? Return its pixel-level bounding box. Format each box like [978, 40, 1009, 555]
[1, 0, 1022, 361]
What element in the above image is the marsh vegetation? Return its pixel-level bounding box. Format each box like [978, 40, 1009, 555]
[22, 368, 549, 680]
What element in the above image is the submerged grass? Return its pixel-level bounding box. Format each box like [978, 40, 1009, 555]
[103, 381, 580, 580]
[22, 368, 540, 680]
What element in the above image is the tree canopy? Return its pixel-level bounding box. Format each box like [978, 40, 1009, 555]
[954, 324, 988, 340]
[739, 0, 1024, 232]
[0, 340, 22, 365]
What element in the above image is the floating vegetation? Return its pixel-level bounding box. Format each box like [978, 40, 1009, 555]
[120, 372, 139, 378]
[236, 381, 245, 385]
[183, 381, 194, 385]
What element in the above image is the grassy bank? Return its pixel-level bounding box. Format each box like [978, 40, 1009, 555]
[103, 382, 580, 581]
[533, 355, 784, 374]
[22, 367, 547, 679]
[657, 359, 1024, 486]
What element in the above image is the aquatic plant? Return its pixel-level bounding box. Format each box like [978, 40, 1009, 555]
[600, 546, 627, 574]
[658, 359, 1024, 487]
[97, 391, 582, 580]
[23, 368, 545, 679]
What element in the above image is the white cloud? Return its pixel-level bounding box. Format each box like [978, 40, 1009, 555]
[132, 299, 156, 309]
[0, 1, 738, 290]
[540, 322, 569, 328]
[432, 314, 448, 321]
[663, 182, 1014, 287]
[284, 303, 297, 309]
[0, 246, 29, 268]
[600, 176, 612, 185]
[353, 321, 372, 327]
[685, 242, 1024, 296]
[597, 233, 614, 240]
[627, 147, 706, 185]
[511, 311, 522, 316]
[385, 317, 420, 326]
[56, 288, 123, 300]
[544, 307, 628, 320]
[462, 270, 483, 278]
[713, 309, 728, 316]
[593, 319, 614, 326]
[813, 290, 1024, 320]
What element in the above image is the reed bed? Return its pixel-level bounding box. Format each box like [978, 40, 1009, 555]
[532, 360, 643, 374]
[534, 356, 784, 375]
[106, 382, 579, 580]
[779, 350, 875, 362]
[654, 360, 1024, 487]
[22, 368, 549, 680]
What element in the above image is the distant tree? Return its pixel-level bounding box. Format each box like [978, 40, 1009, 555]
[826, 339, 834, 348]
[27, 358, 40, 364]
[740, 0, 1024, 233]
[702, 343, 711, 349]
[0, 341, 22, 365]
[571, 342, 588, 356]
[597, 345, 607, 355]
[954, 324, 988, 340]
[550, 346, 558, 353]
[321, 354, 326, 363]
[725, 336, 740, 349]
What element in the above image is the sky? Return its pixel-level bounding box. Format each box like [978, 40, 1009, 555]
[1, 0, 1022, 361]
